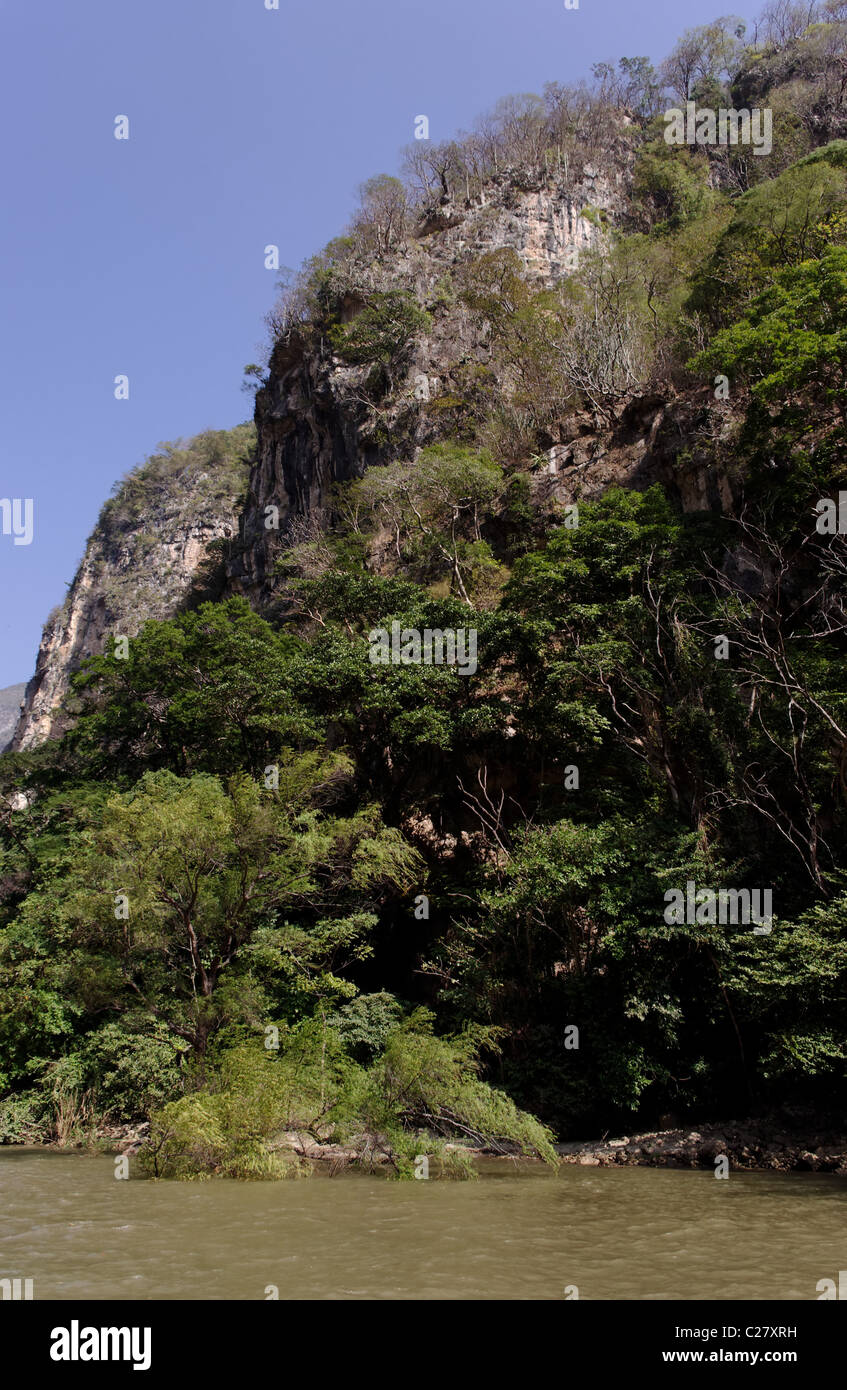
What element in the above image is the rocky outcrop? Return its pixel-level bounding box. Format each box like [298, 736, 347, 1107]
[530, 387, 741, 518]
[0, 684, 26, 752]
[12, 427, 254, 750]
[228, 164, 631, 601]
[227, 147, 751, 611]
[15, 162, 638, 747]
[106, 1120, 847, 1173]
[10, 156, 741, 750]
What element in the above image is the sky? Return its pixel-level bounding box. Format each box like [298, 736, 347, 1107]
[0, 0, 766, 688]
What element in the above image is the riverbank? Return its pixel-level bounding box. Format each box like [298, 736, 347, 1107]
[556, 1121, 847, 1174]
[46, 1118, 847, 1175]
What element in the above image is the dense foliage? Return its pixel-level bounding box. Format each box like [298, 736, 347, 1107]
[3, 3, 847, 1174]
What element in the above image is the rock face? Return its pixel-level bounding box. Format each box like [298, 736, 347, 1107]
[227, 154, 744, 607]
[18, 163, 637, 748]
[0, 684, 26, 753]
[10, 155, 741, 750]
[228, 163, 630, 601]
[11, 427, 254, 750]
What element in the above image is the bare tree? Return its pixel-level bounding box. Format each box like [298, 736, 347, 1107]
[759, 0, 822, 48]
[350, 175, 409, 257]
[695, 512, 847, 890]
[659, 17, 747, 102]
[553, 253, 646, 418]
[401, 140, 465, 205]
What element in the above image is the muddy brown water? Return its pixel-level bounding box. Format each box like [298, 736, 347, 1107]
[1, 1149, 845, 1300]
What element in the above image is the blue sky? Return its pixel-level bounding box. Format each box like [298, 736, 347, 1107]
[0, 0, 763, 687]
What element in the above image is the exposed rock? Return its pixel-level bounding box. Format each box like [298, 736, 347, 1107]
[13, 157, 750, 753]
[0, 683, 26, 752]
[7, 162, 763, 753]
[556, 1121, 847, 1173]
[228, 165, 629, 603]
[12, 426, 254, 749]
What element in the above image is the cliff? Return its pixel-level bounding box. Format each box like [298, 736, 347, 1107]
[227, 157, 633, 601]
[6, 11, 847, 1162]
[0, 685, 26, 753]
[11, 426, 254, 750]
[9, 156, 738, 749]
[16, 18, 843, 748]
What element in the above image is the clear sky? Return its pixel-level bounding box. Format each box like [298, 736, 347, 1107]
[0, 0, 764, 688]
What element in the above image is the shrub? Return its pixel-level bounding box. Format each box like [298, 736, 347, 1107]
[328, 291, 431, 367]
[139, 1013, 558, 1180]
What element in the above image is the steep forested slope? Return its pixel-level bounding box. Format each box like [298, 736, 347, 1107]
[2, 5, 847, 1172]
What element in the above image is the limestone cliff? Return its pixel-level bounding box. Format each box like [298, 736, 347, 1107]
[18, 158, 636, 749]
[11, 148, 736, 751]
[227, 160, 632, 602]
[11, 426, 254, 750]
[226, 148, 743, 608]
[0, 685, 26, 753]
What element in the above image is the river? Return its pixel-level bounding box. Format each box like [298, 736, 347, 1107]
[1, 1149, 844, 1300]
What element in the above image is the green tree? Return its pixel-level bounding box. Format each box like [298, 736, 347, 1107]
[688, 156, 847, 325]
[142, 1012, 558, 1180]
[350, 175, 409, 257]
[67, 598, 316, 780]
[5, 759, 420, 1061]
[328, 290, 431, 370]
[659, 17, 746, 102]
[346, 445, 502, 602]
[728, 886, 847, 1108]
[691, 246, 847, 410]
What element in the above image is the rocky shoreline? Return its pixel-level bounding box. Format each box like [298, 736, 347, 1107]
[79, 1119, 847, 1174]
[555, 1121, 847, 1174]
